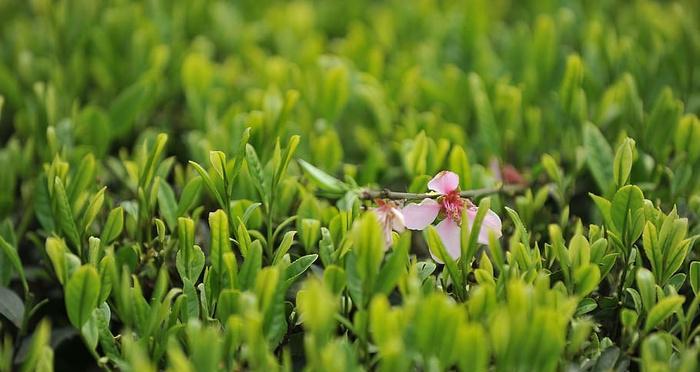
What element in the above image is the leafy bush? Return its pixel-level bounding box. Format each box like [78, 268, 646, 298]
[0, 0, 699, 370]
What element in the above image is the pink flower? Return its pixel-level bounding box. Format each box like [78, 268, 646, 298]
[372, 199, 405, 249]
[402, 171, 502, 262]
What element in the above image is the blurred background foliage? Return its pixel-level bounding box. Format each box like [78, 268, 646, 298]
[0, 0, 699, 370]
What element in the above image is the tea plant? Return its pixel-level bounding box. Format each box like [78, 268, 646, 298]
[0, 0, 699, 371]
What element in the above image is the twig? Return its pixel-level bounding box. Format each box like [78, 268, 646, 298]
[358, 184, 524, 201]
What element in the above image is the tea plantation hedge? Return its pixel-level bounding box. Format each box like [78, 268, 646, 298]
[0, 0, 699, 371]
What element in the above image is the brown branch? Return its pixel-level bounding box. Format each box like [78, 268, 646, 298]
[358, 183, 524, 201]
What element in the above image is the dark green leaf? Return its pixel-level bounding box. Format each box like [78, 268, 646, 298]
[0, 286, 24, 327]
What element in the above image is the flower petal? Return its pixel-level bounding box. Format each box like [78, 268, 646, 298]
[390, 208, 406, 233]
[466, 208, 502, 245]
[428, 171, 460, 195]
[402, 198, 440, 230]
[435, 218, 462, 261]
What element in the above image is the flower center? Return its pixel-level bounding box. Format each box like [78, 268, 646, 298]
[440, 190, 464, 223]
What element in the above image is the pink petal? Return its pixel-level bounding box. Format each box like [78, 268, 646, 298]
[428, 171, 460, 195]
[382, 227, 394, 250]
[466, 208, 502, 245]
[433, 218, 461, 262]
[402, 198, 440, 230]
[390, 209, 406, 233]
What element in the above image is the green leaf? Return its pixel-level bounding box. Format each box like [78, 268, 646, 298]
[505, 207, 530, 246]
[273, 135, 300, 190]
[80, 187, 106, 235]
[272, 230, 296, 264]
[81, 308, 100, 351]
[216, 289, 240, 322]
[0, 236, 27, 293]
[209, 209, 231, 283]
[462, 198, 491, 265]
[575, 298, 598, 316]
[176, 217, 195, 280]
[139, 133, 168, 189]
[299, 218, 321, 253]
[541, 154, 561, 183]
[245, 144, 267, 204]
[574, 264, 600, 297]
[189, 161, 226, 209]
[583, 122, 614, 195]
[53, 177, 81, 252]
[209, 151, 227, 181]
[620, 308, 638, 329]
[350, 212, 385, 296]
[0, 286, 24, 327]
[323, 265, 347, 295]
[238, 240, 262, 290]
[690, 261, 700, 296]
[636, 268, 656, 312]
[611, 185, 645, 246]
[448, 145, 472, 189]
[100, 207, 124, 245]
[469, 73, 500, 157]
[613, 138, 635, 187]
[374, 233, 409, 294]
[285, 254, 318, 285]
[67, 153, 96, 207]
[46, 237, 68, 285]
[176, 245, 205, 282]
[425, 225, 463, 298]
[297, 159, 348, 194]
[158, 179, 178, 230]
[644, 295, 684, 332]
[34, 175, 55, 232]
[65, 265, 101, 328]
[108, 80, 153, 138]
[589, 193, 613, 228]
[20, 319, 52, 372]
[176, 176, 203, 217]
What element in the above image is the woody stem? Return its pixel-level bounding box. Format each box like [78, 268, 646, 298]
[358, 183, 524, 201]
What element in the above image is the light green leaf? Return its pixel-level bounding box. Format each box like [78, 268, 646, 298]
[636, 268, 656, 312]
[285, 254, 318, 285]
[611, 185, 645, 246]
[0, 236, 27, 293]
[272, 230, 296, 264]
[65, 265, 101, 328]
[273, 135, 300, 190]
[100, 206, 124, 245]
[209, 209, 231, 282]
[80, 187, 106, 235]
[297, 159, 348, 194]
[67, 153, 96, 207]
[690, 261, 700, 296]
[189, 161, 226, 209]
[53, 177, 81, 252]
[583, 122, 614, 195]
[157, 179, 178, 230]
[245, 144, 267, 203]
[574, 264, 600, 297]
[176, 177, 203, 217]
[108, 80, 152, 138]
[644, 295, 684, 332]
[139, 133, 168, 189]
[238, 240, 262, 290]
[374, 232, 410, 294]
[613, 138, 635, 187]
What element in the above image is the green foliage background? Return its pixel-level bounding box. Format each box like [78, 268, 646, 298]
[0, 0, 699, 370]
